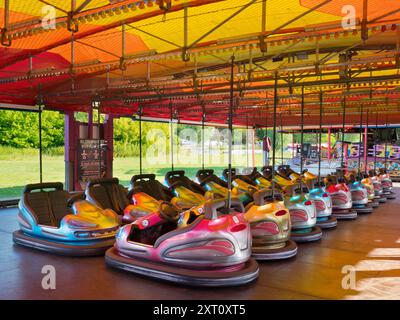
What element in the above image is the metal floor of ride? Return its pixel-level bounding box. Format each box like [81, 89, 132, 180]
[0, 189, 399, 300]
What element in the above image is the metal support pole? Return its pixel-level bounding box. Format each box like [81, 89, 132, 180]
[138, 104, 143, 175]
[340, 90, 347, 173]
[182, 4, 189, 61]
[357, 104, 363, 178]
[384, 109, 388, 172]
[264, 102, 269, 166]
[300, 85, 305, 192]
[292, 130, 295, 160]
[227, 55, 235, 208]
[169, 101, 174, 171]
[260, 0, 267, 52]
[280, 112, 284, 165]
[252, 127, 256, 167]
[39, 105, 43, 184]
[97, 103, 102, 178]
[271, 73, 278, 197]
[246, 116, 249, 168]
[364, 111, 369, 174]
[374, 112, 378, 173]
[120, 23, 127, 70]
[1, 0, 11, 46]
[318, 91, 323, 184]
[70, 32, 75, 91]
[202, 105, 206, 170]
[361, 0, 368, 41]
[327, 127, 331, 161]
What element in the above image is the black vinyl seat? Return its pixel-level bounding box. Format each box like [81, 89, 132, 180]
[164, 170, 206, 195]
[196, 169, 228, 188]
[86, 178, 129, 215]
[130, 174, 175, 201]
[22, 182, 74, 227]
[222, 168, 258, 187]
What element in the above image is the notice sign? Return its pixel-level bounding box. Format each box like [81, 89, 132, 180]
[78, 139, 107, 187]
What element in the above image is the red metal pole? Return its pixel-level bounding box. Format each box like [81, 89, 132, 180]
[251, 128, 255, 167]
[327, 128, 331, 160]
[364, 127, 368, 173]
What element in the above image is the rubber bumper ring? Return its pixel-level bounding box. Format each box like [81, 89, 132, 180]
[13, 230, 115, 257]
[105, 247, 259, 287]
[251, 240, 297, 261]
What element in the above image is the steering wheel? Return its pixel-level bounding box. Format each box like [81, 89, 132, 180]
[158, 201, 180, 222]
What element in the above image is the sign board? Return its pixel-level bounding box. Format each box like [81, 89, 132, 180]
[77, 139, 107, 188]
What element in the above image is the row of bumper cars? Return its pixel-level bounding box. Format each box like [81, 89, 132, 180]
[261, 166, 323, 242]
[169, 169, 297, 260]
[277, 165, 337, 229]
[13, 182, 120, 256]
[344, 172, 373, 214]
[105, 198, 259, 287]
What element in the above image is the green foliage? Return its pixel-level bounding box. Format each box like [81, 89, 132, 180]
[0, 110, 64, 149]
[113, 118, 171, 157]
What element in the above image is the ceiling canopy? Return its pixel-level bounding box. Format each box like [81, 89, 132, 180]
[1, 0, 400, 127]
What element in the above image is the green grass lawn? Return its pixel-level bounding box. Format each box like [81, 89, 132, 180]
[0, 151, 269, 199]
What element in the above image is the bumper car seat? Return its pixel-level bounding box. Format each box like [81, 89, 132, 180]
[13, 182, 120, 256]
[85, 177, 130, 221]
[164, 170, 206, 195]
[105, 198, 259, 287]
[222, 168, 260, 205]
[196, 169, 248, 203]
[124, 174, 205, 223]
[242, 167, 272, 189]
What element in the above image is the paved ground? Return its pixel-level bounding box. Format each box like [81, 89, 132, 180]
[0, 189, 399, 300]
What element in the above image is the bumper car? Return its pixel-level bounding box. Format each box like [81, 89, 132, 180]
[13, 182, 120, 256]
[244, 189, 297, 260]
[277, 165, 337, 229]
[324, 175, 358, 220]
[196, 169, 250, 204]
[361, 174, 379, 208]
[123, 174, 205, 223]
[369, 170, 387, 203]
[379, 169, 396, 200]
[344, 172, 373, 214]
[105, 198, 259, 287]
[261, 166, 322, 243]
